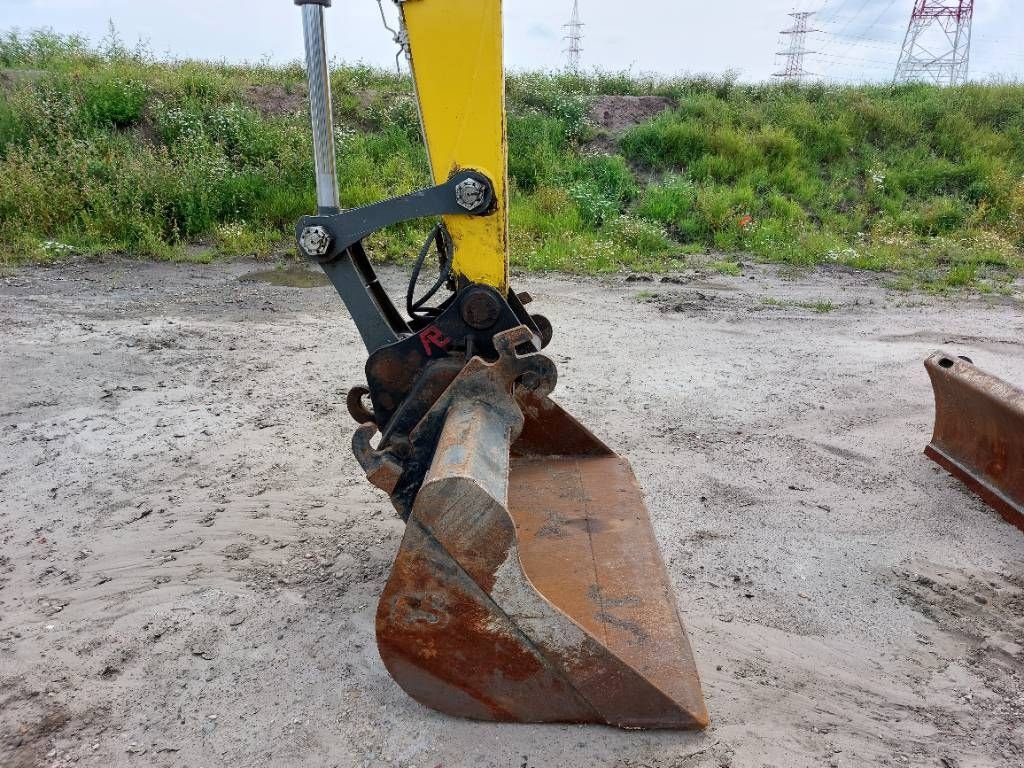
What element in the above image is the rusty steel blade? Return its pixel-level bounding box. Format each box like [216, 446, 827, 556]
[507, 452, 708, 728]
[377, 396, 708, 728]
[925, 351, 1024, 533]
[375, 334, 707, 729]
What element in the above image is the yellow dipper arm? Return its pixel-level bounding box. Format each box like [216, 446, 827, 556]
[400, 0, 509, 294]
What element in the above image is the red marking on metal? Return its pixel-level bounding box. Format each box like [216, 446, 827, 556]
[419, 327, 451, 357]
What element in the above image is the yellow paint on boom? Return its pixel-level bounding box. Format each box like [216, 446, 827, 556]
[400, 0, 508, 293]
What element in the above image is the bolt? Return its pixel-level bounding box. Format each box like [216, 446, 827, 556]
[455, 178, 488, 211]
[299, 226, 332, 258]
[460, 288, 502, 330]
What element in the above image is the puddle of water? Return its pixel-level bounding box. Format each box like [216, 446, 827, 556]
[240, 266, 330, 288]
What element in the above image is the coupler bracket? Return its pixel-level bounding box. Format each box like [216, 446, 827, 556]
[296, 170, 495, 262]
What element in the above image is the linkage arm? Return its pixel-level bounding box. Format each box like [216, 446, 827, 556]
[295, 170, 495, 263]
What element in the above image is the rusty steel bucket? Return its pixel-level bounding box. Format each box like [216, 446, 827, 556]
[375, 329, 709, 729]
[925, 351, 1024, 533]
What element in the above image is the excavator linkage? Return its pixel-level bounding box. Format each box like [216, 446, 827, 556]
[292, 0, 708, 728]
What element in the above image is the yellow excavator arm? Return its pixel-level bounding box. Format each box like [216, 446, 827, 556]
[291, 0, 708, 730]
[400, 0, 509, 292]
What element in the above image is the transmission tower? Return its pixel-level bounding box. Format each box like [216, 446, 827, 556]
[773, 11, 818, 83]
[893, 1, 974, 86]
[563, 1, 583, 71]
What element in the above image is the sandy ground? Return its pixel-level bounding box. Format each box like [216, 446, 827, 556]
[1, 258, 1023, 768]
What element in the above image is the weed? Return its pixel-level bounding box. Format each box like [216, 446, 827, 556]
[0, 29, 1021, 292]
[760, 297, 836, 312]
[83, 73, 148, 127]
[213, 221, 277, 257]
[605, 215, 672, 254]
[709, 260, 742, 276]
[799, 300, 836, 313]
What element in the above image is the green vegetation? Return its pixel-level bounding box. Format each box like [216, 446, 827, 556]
[760, 296, 836, 313]
[709, 259, 743, 276]
[1, 29, 1022, 292]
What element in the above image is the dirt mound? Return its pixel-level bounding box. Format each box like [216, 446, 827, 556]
[589, 94, 674, 133]
[243, 84, 307, 117]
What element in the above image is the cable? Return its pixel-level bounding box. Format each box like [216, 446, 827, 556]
[816, 51, 894, 66]
[812, 0, 906, 82]
[406, 222, 453, 322]
[376, 0, 408, 73]
[833, 0, 877, 38]
[862, 0, 901, 34]
[816, 0, 861, 25]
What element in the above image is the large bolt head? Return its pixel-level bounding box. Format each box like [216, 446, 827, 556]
[455, 178, 488, 211]
[460, 287, 503, 330]
[299, 226, 332, 258]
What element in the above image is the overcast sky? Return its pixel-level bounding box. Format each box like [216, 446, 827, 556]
[3, 0, 1022, 82]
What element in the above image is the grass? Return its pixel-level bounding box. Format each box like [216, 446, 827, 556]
[761, 297, 837, 313]
[709, 260, 742, 276]
[1, 29, 1022, 293]
[802, 300, 836, 313]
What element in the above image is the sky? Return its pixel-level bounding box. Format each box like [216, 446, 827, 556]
[2, 0, 1022, 82]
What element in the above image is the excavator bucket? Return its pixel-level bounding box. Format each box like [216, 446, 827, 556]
[925, 351, 1024, 532]
[376, 329, 708, 728]
[291, 1, 707, 729]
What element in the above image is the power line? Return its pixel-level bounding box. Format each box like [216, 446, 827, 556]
[811, 33, 900, 53]
[820, 0, 902, 77]
[859, 0, 902, 39]
[832, 0, 879, 37]
[817, 0, 866, 25]
[817, 50, 896, 66]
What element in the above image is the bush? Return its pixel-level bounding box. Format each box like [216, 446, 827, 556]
[0, 96, 22, 152]
[0, 29, 94, 68]
[83, 74, 148, 127]
[635, 176, 697, 225]
[620, 120, 708, 170]
[213, 221, 276, 256]
[507, 113, 569, 192]
[0, 29, 1021, 292]
[604, 215, 671, 253]
[913, 197, 970, 236]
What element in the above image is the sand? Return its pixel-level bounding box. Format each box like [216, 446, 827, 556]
[1, 258, 1022, 768]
